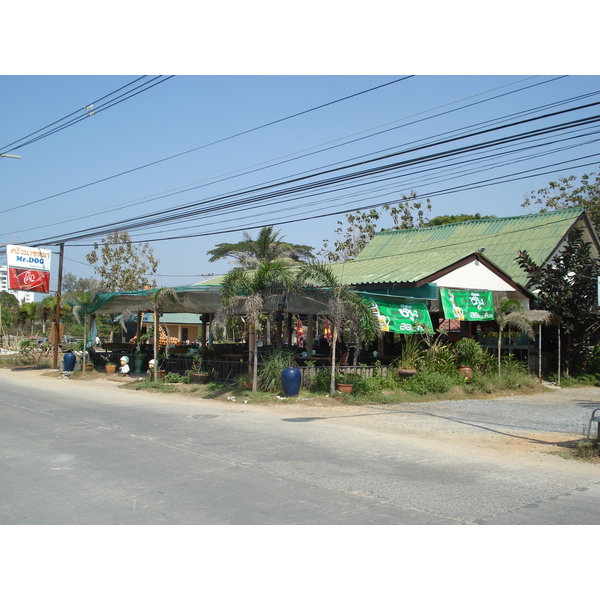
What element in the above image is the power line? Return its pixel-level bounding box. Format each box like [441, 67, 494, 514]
[18, 108, 600, 247]
[0, 76, 174, 155]
[0, 76, 413, 217]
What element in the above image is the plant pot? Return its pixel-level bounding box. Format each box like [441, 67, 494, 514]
[281, 366, 301, 397]
[458, 366, 474, 380]
[189, 372, 210, 384]
[397, 368, 417, 378]
[336, 382, 353, 394]
[105, 364, 117, 375]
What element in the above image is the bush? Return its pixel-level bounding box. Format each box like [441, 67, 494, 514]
[258, 347, 297, 392]
[400, 370, 464, 395]
[452, 338, 490, 371]
[310, 367, 333, 393]
[165, 372, 183, 383]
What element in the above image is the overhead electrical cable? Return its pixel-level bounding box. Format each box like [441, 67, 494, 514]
[8, 122, 598, 241]
[0, 75, 567, 234]
[20, 113, 600, 246]
[19, 105, 600, 246]
[0, 76, 174, 155]
[0, 76, 564, 223]
[0, 76, 148, 153]
[0, 76, 413, 216]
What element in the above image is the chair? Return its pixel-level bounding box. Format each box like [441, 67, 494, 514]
[585, 408, 600, 441]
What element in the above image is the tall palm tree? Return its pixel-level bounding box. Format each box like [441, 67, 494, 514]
[212, 261, 294, 392]
[207, 225, 315, 268]
[296, 262, 380, 395]
[495, 296, 534, 372]
[71, 291, 95, 377]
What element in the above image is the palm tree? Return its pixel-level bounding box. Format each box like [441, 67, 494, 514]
[207, 225, 315, 268]
[296, 262, 380, 395]
[495, 296, 534, 372]
[71, 291, 95, 377]
[212, 261, 294, 392]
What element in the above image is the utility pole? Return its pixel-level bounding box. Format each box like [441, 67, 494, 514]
[0, 154, 21, 159]
[52, 243, 64, 369]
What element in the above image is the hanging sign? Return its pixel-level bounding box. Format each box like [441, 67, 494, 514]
[440, 288, 495, 321]
[369, 297, 433, 334]
[6, 244, 52, 293]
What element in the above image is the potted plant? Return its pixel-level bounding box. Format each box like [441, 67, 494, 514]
[188, 358, 210, 384]
[396, 335, 423, 377]
[335, 371, 363, 394]
[452, 338, 485, 380]
[105, 361, 117, 375]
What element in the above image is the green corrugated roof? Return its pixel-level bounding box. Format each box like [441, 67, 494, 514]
[333, 208, 589, 287]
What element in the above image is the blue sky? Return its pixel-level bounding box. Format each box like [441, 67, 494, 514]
[1, 74, 599, 290]
[1, 1, 599, 292]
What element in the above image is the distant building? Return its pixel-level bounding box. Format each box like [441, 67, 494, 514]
[0, 265, 48, 304]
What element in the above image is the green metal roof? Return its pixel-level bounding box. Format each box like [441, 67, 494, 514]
[334, 208, 592, 287]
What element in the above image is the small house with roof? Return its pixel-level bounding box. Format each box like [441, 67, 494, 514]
[333, 207, 600, 369]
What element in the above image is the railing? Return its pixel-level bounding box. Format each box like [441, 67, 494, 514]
[206, 359, 250, 383]
[297, 364, 390, 386]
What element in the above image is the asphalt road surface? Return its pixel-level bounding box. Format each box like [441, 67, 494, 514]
[2, 368, 600, 525]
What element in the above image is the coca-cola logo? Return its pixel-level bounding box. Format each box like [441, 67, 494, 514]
[9, 268, 50, 292]
[22, 271, 40, 286]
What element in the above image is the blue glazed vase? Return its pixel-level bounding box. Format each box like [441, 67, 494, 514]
[281, 366, 301, 397]
[63, 351, 76, 372]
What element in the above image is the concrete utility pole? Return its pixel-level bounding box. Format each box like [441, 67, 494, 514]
[52, 244, 65, 370]
[0, 154, 21, 159]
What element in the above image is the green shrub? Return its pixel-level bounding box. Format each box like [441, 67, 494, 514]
[310, 367, 333, 393]
[400, 370, 463, 395]
[258, 347, 297, 392]
[420, 343, 457, 376]
[165, 372, 183, 383]
[452, 338, 490, 371]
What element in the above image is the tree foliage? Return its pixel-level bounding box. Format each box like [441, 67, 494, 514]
[296, 262, 380, 394]
[213, 261, 294, 392]
[62, 273, 102, 295]
[494, 296, 534, 372]
[521, 168, 600, 233]
[207, 225, 314, 268]
[319, 192, 432, 262]
[425, 213, 494, 227]
[516, 228, 600, 372]
[0, 291, 19, 332]
[86, 231, 158, 292]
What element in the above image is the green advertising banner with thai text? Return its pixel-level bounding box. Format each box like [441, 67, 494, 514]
[440, 288, 495, 321]
[369, 297, 433, 334]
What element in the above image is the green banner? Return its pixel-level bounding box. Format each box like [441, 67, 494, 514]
[369, 297, 433, 334]
[440, 288, 495, 321]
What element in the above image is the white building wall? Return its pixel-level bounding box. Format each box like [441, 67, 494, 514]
[433, 259, 518, 292]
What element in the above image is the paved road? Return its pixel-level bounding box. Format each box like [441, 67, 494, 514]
[1, 368, 600, 524]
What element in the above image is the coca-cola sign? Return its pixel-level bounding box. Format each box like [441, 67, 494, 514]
[6, 244, 52, 293]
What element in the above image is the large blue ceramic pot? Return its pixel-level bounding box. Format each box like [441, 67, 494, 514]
[63, 350, 76, 372]
[281, 366, 301, 397]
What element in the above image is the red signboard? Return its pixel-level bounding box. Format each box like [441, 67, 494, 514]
[6, 245, 52, 293]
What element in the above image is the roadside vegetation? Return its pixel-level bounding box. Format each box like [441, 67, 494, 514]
[113, 338, 547, 404]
